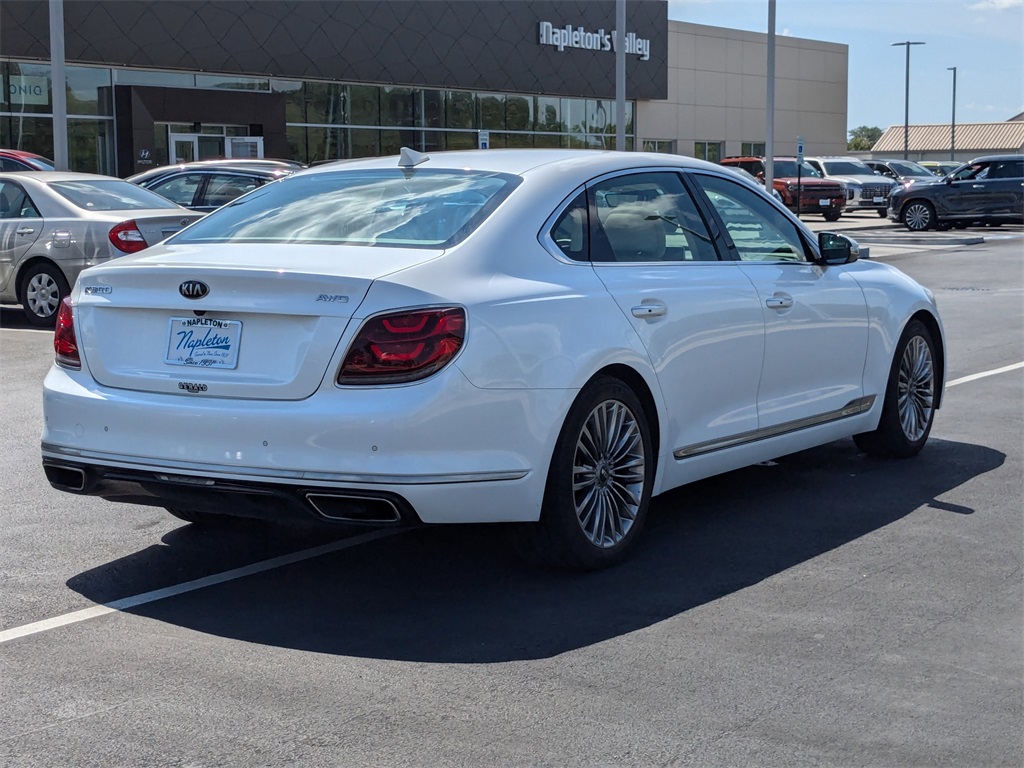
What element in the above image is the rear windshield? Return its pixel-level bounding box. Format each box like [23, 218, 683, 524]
[822, 160, 873, 175]
[48, 180, 182, 211]
[170, 169, 520, 248]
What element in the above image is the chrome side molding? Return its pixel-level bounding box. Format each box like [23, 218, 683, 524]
[674, 396, 876, 460]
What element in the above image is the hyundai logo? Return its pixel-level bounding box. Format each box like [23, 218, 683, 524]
[179, 280, 209, 299]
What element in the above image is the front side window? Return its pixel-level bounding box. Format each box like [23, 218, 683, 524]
[48, 180, 181, 211]
[588, 172, 718, 263]
[202, 174, 260, 207]
[691, 173, 807, 263]
[171, 169, 520, 248]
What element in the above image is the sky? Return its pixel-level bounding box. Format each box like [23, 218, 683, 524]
[667, 0, 1024, 134]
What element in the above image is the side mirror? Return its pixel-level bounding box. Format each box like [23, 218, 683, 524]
[816, 232, 859, 266]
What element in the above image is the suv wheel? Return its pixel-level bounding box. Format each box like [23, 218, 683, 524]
[902, 201, 935, 232]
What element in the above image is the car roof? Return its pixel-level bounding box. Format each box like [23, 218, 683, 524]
[0, 170, 128, 183]
[0, 149, 50, 159]
[127, 161, 297, 183]
[967, 154, 1023, 162]
[296, 149, 725, 179]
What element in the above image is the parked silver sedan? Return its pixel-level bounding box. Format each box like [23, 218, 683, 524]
[0, 172, 203, 325]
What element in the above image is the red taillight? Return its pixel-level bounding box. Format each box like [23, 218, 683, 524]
[338, 307, 466, 385]
[54, 296, 81, 370]
[108, 220, 147, 253]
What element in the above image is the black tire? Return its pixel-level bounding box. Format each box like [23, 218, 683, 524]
[518, 375, 655, 570]
[877, 208, 888, 218]
[164, 507, 230, 526]
[902, 200, 935, 232]
[21, 262, 69, 327]
[823, 209, 842, 222]
[854, 319, 937, 459]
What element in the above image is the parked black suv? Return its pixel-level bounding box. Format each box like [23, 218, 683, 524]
[888, 154, 1024, 231]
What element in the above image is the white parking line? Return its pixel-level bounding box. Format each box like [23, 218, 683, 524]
[0, 528, 404, 645]
[947, 362, 1024, 388]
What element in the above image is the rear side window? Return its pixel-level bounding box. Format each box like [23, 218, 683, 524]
[589, 172, 718, 263]
[48, 180, 181, 211]
[149, 174, 204, 206]
[171, 169, 520, 248]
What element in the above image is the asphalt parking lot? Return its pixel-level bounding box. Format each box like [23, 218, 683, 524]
[1, 226, 1021, 767]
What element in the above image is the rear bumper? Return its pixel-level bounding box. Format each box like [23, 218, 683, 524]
[41, 456, 421, 525]
[42, 363, 573, 524]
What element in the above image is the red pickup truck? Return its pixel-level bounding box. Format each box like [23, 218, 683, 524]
[720, 156, 846, 221]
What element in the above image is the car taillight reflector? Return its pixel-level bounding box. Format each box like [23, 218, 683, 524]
[338, 307, 466, 385]
[54, 296, 81, 370]
[108, 220, 147, 253]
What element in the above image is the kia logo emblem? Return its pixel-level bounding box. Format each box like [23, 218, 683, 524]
[179, 280, 209, 299]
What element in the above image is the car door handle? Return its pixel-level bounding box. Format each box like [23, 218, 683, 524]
[766, 296, 794, 310]
[972, 184, 985, 189]
[631, 303, 667, 318]
[16, 227, 35, 235]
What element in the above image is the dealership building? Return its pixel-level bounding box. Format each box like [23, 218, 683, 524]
[1, 0, 849, 176]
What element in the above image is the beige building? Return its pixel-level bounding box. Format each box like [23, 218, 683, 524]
[637, 20, 849, 160]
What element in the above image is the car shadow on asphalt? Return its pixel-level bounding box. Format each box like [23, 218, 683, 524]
[67, 437, 1003, 663]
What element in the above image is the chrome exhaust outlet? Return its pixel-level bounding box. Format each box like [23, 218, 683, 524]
[305, 493, 402, 524]
[43, 462, 87, 492]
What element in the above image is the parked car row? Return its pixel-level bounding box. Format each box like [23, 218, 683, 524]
[0, 156, 303, 324]
[719, 156, 847, 220]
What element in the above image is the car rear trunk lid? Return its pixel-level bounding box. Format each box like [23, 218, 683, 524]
[74, 243, 442, 400]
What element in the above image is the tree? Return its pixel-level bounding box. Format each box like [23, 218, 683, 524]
[848, 126, 883, 151]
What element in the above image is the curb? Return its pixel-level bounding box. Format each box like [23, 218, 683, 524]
[850, 233, 986, 246]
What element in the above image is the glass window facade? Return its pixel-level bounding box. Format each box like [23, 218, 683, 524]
[3, 60, 637, 173]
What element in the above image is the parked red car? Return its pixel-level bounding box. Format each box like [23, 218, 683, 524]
[0, 149, 56, 172]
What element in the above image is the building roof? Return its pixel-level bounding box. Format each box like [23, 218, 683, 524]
[873, 122, 1024, 153]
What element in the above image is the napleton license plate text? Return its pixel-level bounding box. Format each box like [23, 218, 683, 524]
[165, 316, 242, 369]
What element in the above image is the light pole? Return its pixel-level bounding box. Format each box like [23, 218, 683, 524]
[947, 66, 957, 161]
[892, 41, 925, 160]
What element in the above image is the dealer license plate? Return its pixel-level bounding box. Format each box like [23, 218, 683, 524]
[818, 198, 830, 207]
[165, 316, 242, 369]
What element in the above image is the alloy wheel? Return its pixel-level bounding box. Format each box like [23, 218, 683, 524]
[572, 399, 645, 548]
[897, 335, 935, 442]
[904, 203, 933, 231]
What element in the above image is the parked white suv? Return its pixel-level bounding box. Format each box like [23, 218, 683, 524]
[805, 156, 898, 217]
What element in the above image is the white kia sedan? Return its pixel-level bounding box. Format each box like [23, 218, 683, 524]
[41, 150, 944, 569]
